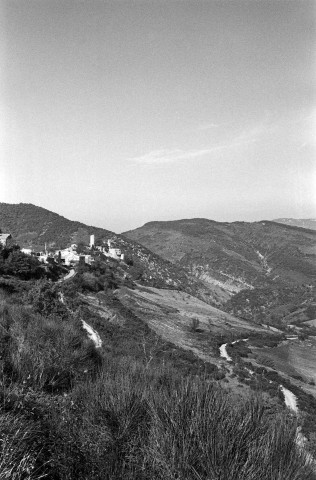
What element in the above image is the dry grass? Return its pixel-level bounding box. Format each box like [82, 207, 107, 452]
[0, 287, 315, 479]
[253, 338, 316, 389]
[116, 286, 268, 365]
[45, 361, 315, 480]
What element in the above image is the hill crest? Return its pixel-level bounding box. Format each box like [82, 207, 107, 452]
[0, 203, 221, 302]
[123, 217, 316, 291]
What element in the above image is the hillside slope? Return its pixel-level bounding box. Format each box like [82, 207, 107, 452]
[274, 218, 316, 231]
[0, 202, 113, 250]
[123, 218, 316, 292]
[0, 203, 223, 303]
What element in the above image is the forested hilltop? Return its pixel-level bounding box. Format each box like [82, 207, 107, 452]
[0, 242, 315, 479]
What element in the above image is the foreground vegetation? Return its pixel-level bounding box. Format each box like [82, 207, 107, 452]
[0, 262, 315, 479]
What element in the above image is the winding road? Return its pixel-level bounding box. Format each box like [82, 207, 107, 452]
[60, 268, 76, 282]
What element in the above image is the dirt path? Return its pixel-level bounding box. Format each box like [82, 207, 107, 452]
[219, 344, 232, 361]
[219, 341, 299, 412]
[280, 385, 298, 412]
[56, 290, 102, 349]
[81, 320, 102, 348]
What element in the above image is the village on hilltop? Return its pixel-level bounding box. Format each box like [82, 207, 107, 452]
[0, 232, 125, 267]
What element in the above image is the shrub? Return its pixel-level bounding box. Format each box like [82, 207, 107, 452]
[81, 272, 100, 292]
[0, 247, 44, 280]
[26, 279, 68, 318]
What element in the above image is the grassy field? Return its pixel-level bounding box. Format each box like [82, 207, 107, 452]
[116, 285, 268, 364]
[306, 319, 316, 327]
[253, 338, 316, 387]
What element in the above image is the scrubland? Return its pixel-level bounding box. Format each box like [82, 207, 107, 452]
[0, 280, 315, 480]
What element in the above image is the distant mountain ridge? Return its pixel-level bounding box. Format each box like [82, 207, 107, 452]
[123, 218, 316, 292]
[273, 218, 316, 231]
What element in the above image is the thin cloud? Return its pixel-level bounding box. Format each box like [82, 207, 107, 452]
[129, 124, 265, 166]
[129, 146, 226, 165]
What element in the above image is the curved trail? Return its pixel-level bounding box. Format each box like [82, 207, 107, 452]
[220, 338, 248, 362]
[280, 385, 298, 412]
[56, 282, 102, 349]
[219, 343, 232, 361]
[81, 320, 103, 348]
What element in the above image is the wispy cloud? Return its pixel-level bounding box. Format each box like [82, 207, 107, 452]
[129, 126, 261, 165]
[129, 146, 227, 165]
[128, 109, 315, 166]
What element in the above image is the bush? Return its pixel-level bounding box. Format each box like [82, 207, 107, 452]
[81, 272, 100, 292]
[0, 246, 44, 280]
[26, 279, 68, 318]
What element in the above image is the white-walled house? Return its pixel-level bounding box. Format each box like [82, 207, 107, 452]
[58, 248, 80, 265]
[106, 239, 125, 261]
[21, 248, 33, 255]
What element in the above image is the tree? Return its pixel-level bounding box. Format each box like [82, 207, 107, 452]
[0, 247, 44, 280]
[103, 270, 117, 291]
[27, 279, 68, 318]
[81, 272, 100, 292]
[190, 317, 200, 332]
[76, 242, 86, 254]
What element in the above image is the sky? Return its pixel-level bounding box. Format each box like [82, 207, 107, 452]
[1, 0, 315, 233]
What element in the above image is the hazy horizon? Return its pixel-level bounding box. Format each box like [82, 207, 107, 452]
[1, 200, 315, 235]
[1, 0, 315, 232]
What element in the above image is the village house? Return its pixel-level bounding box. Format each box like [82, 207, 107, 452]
[21, 248, 33, 255]
[106, 239, 125, 261]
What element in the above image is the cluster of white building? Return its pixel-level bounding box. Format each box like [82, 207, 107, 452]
[20, 244, 89, 266]
[96, 239, 125, 262]
[20, 234, 125, 266]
